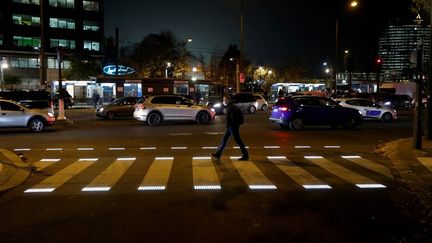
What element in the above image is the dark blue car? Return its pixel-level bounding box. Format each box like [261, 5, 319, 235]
[269, 96, 363, 130]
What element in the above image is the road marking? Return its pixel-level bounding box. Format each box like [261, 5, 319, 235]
[140, 147, 156, 150]
[78, 148, 94, 151]
[46, 148, 63, 151]
[202, 146, 218, 150]
[109, 147, 125, 151]
[14, 148, 31, 151]
[204, 132, 224, 135]
[267, 156, 331, 190]
[417, 157, 432, 172]
[305, 156, 385, 189]
[233, 146, 250, 149]
[341, 156, 394, 179]
[264, 146, 280, 149]
[324, 146, 341, 149]
[25, 159, 97, 193]
[171, 146, 187, 150]
[138, 157, 173, 191]
[33, 159, 61, 171]
[81, 158, 135, 192]
[192, 157, 220, 190]
[295, 146, 311, 149]
[230, 157, 276, 190]
[169, 133, 193, 136]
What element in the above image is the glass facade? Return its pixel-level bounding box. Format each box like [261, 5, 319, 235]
[12, 14, 40, 26]
[378, 24, 430, 81]
[83, 40, 100, 51]
[83, 1, 99, 11]
[50, 38, 76, 49]
[49, 0, 75, 8]
[49, 18, 75, 29]
[12, 0, 40, 5]
[13, 36, 41, 48]
[83, 20, 99, 31]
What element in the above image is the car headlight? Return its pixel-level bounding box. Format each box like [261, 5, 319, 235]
[47, 112, 55, 118]
[98, 107, 104, 112]
[384, 101, 391, 106]
[214, 103, 222, 108]
[358, 110, 362, 115]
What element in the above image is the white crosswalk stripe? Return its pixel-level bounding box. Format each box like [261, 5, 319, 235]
[341, 156, 394, 179]
[33, 159, 62, 171]
[82, 158, 136, 192]
[138, 157, 173, 191]
[192, 157, 221, 190]
[230, 157, 276, 190]
[417, 157, 432, 172]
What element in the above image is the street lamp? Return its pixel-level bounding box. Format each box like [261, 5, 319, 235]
[333, 1, 358, 95]
[192, 67, 197, 81]
[1, 58, 8, 86]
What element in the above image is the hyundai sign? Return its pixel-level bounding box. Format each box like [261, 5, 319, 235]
[103, 65, 136, 76]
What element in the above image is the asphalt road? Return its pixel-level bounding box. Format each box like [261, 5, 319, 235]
[0, 109, 427, 242]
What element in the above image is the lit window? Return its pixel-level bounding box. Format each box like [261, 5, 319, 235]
[49, 0, 74, 8]
[13, 36, 41, 48]
[83, 1, 99, 11]
[49, 18, 75, 29]
[12, 14, 40, 26]
[12, 0, 40, 5]
[84, 40, 100, 51]
[83, 21, 99, 31]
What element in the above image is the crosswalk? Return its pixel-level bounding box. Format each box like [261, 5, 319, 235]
[19, 151, 397, 195]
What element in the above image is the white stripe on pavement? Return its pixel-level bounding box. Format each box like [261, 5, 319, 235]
[417, 157, 432, 172]
[138, 157, 173, 191]
[231, 157, 276, 190]
[341, 156, 394, 179]
[33, 159, 61, 171]
[192, 157, 220, 190]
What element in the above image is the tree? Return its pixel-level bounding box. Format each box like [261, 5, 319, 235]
[63, 52, 101, 80]
[126, 31, 192, 78]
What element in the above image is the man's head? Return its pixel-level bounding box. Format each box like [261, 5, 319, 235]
[223, 95, 232, 106]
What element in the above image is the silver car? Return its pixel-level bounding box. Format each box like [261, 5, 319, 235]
[0, 98, 56, 132]
[96, 97, 140, 119]
[133, 95, 216, 126]
[254, 94, 269, 111]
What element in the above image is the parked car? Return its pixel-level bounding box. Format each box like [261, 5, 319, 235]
[254, 94, 269, 111]
[376, 94, 414, 109]
[96, 97, 141, 119]
[0, 98, 55, 132]
[206, 97, 226, 115]
[232, 92, 258, 114]
[269, 96, 363, 130]
[0, 90, 53, 112]
[133, 95, 216, 126]
[336, 98, 397, 122]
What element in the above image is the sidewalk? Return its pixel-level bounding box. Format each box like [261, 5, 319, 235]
[0, 149, 31, 192]
[384, 138, 432, 216]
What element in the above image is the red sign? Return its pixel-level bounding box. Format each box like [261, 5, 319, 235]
[240, 73, 245, 83]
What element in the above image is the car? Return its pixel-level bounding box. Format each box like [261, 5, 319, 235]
[253, 94, 269, 111]
[0, 90, 53, 112]
[53, 96, 74, 109]
[0, 98, 55, 132]
[96, 97, 141, 119]
[336, 98, 397, 122]
[376, 94, 414, 109]
[133, 95, 216, 126]
[232, 92, 258, 114]
[269, 96, 363, 130]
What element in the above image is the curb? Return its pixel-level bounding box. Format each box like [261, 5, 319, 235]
[0, 149, 31, 192]
[384, 138, 432, 217]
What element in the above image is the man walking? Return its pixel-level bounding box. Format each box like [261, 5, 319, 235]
[211, 95, 249, 161]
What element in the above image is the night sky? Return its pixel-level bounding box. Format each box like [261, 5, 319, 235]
[105, 0, 415, 75]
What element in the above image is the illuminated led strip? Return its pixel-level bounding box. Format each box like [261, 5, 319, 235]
[155, 157, 174, 160]
[140, 147, 156, 150]
[138, 186, 166, 191]
[171, 147, 187, 150]
[324, 146, 341, 149]
[78, 148, 94, 151]
[249, 185, 277, 190]
[267, 156, 287, 159]
[233, 146, 250, 149]
[81, 187, 111, 192]
[341, 156, 362, 159]
[14, 148, 31, 151]
[46, 148, 63, 151]
[193, 156, 211, 160]
[202, 146, 218, 150]
[356, 184, 386, 189]
[304, 156, 323, 159]
[79, 158, 99, 162]
[194, 185, 221, 190]
[264, 146, 280, 149]
[24, 188, 55, 193]
[109, 148, 125, 151]
[303, 185, 332, 190]
[230, 156, 241, 159]
[295, 146, 311, 149]
[40, 159, 61, 162]
[117, 157, 136, 161]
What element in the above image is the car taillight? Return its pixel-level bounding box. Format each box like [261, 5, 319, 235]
[279, 106, 289, 112]
[50, 101, 53, 108]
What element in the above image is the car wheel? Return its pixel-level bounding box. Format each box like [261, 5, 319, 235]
[196, 111, 210, 124]
[381, 112, 393, 122]
[147, 112, 162, 126]
[344, 116, 359, 129]
[261, 104, 268, 111]
[29, 118, 45, 132]
[289, 117, 304, 130]
[248, 106, 256, 114]
[106, 111, 115, 120]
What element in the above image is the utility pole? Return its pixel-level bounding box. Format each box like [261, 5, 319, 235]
[115, 27, 119, 77]
[39, 0, 47, 88]
[237, 0, 244, 93]
[426, 0, 432, 140]
[57, 46, 66, 121]
[413, 41, 424, 149]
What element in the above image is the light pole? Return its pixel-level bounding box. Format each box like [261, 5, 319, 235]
[1, 58, 8, 86]
[192, 67, 197, 81]
[333, 1, 358, 95]
[166, 62, 172, 79]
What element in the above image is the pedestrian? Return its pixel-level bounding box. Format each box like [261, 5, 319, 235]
[211, 95, 249, 161]
[92, 90, 100, 108]
[195, 90, 201, 105]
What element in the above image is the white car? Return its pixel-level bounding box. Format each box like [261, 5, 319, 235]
[336, 98, 397, 122]
[133, 95, 216, 126]
[253, 94, 269, 111]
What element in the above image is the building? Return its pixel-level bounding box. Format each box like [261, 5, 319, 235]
[0, 0, 104, 94]
[378, 15, 430, 82]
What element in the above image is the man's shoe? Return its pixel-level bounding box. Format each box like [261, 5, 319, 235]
[238, 156, 249, 161]
[211, 153, 220, 160]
